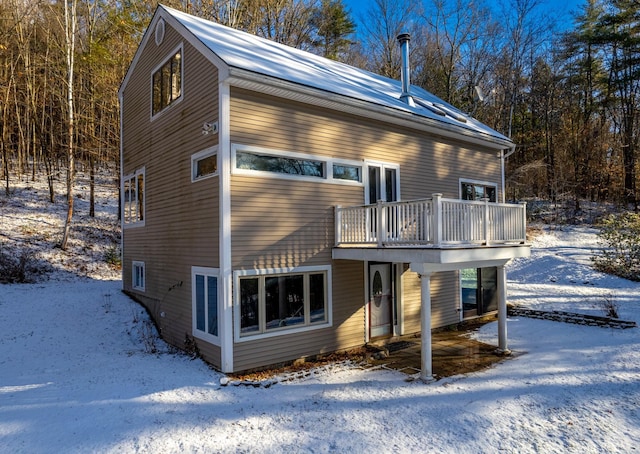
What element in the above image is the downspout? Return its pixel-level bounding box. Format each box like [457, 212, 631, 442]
[501, 144, 516, 203]
[397, 33, 415, 107]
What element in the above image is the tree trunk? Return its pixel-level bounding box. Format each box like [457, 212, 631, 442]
[60, 0, 77, 250]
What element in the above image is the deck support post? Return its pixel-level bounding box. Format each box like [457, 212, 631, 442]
[419, 270, 434, 382]
[497, 264, 510, 354]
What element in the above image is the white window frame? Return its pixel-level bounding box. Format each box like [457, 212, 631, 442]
[192, 266, 221, 346]
[122, 167, 145, 228]
[191, 146, 219, 182]
[132, 261, 145, 291]
[459, 178, 498, 201]
[231, 144, 364, 186]
[233, 265, 332, 343]
[364, 160, 401, 204]
[150, 44, 183, 120]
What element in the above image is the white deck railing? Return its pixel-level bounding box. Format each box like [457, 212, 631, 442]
[335, 194, 527, 247]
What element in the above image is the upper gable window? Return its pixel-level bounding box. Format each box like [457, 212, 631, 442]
[152, 46, 182, 117]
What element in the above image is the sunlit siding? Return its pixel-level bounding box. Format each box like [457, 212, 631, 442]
[121, 21, 220, 357]
[227, 88, 494, 370]
[402, 268, 460, 334]
[233, 261, 366, 372]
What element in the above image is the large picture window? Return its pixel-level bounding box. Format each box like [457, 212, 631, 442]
[123, 168, 145, 226]
[152, 47, 182, 116]
[236, 267, 330, 340]
[192, 267, 219, 345]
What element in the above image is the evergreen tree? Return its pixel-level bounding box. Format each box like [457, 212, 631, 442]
[310, 0, 356, 60]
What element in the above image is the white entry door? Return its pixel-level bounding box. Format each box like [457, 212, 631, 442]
[369, 263, 393, 339]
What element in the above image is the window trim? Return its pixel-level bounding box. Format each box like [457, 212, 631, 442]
[191, 146, 219, 182]
[132, 261, 145, 292]
[231, 144, 364, 186]
[192, 266, 221, 346]
[459, 178, 498, 202]
[150, 44, 183, 120]
[122, 167, 145, 228]
[233, 265, 332, 343]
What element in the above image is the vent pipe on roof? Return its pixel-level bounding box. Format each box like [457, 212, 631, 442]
[397, 33, 415, 107]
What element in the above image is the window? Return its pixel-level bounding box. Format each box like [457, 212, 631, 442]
[152, 47, 182, 116]
[461, 181, 497, 202]
[236, 267, 330, 340]
[333, 164, 362, 182]
[366, 162, 400, 204]
[236, 151, 325, 178]
[232, 144, 364, 185]
[192, 147, 218, 182]
[132, 261, 145, 291]
[192, 267, 219, 345]
[123, 168, 145, 226]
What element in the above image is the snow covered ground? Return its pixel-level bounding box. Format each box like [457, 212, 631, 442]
[1, 175, 639, 453]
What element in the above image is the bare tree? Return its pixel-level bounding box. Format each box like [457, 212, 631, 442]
[60, 0, 77, 250]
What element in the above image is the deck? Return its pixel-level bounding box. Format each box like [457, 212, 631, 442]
[333, 194, 530, 267]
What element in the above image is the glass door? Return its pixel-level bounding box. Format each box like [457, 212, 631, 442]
[461, 267, 498, 318]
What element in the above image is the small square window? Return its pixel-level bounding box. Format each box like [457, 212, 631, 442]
[191, 147, 218, 182]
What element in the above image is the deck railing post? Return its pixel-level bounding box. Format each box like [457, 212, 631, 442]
[335, 205, 342, 245]
[377, 200, 384, 247]
[432, 193, 442, 247]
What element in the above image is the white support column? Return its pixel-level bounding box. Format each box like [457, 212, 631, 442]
[419, 271, 434, 382]
[497, 264, 510, 354]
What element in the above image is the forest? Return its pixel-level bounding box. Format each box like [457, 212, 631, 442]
[1, 0, 639, 246]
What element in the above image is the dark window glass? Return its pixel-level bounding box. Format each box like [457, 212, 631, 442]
[240, 278, 260, 333]
[309, 273, 326, 324]
[265, 275, 304, 330]
[207, 276, 218, 336]
[195, 275, 205, 332]
[333, 164, 361, 182]
[152, 51, 182, 116]
[195, 154, 217, 179]
[236, 151, 325, 178]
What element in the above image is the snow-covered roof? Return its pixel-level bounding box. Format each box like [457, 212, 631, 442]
[156, 5, 511, 146]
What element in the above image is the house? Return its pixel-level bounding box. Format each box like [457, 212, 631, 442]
[118, 5, 530, 380]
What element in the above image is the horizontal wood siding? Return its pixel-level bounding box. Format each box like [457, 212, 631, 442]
[401, 268, 460, 334]
[227, 88, 499, 370]
[121, 22, 221, 364]
[233, 260, 366, 372]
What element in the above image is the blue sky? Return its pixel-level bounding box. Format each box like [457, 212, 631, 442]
[342, 0, 587, 32]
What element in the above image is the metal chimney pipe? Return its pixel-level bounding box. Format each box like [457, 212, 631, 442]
[397, 33, 415, 107]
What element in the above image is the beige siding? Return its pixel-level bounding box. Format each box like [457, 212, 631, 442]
[401, 268, 460, 334]
[121, 22, 221, 361]
[227, 89, 492, 371]
[233, 260, 366, 372]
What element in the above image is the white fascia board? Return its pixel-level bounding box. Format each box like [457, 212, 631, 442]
[224, 67, 514, 152]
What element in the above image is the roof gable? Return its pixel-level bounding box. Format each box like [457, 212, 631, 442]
[125, 4, 511, 147]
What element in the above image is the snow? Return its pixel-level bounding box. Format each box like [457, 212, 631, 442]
[2, 175, 640, 452]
